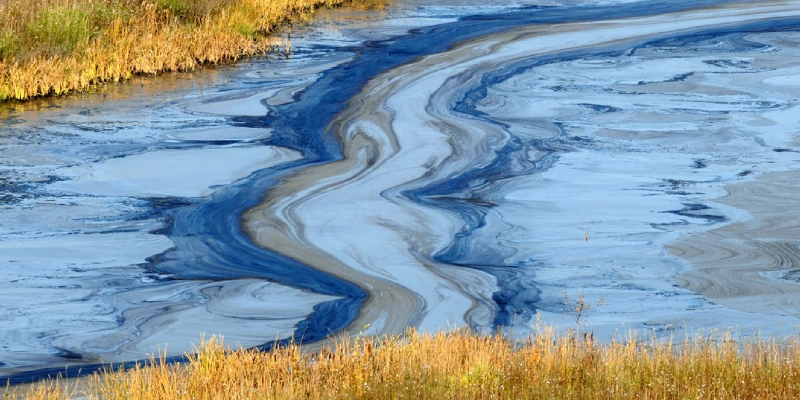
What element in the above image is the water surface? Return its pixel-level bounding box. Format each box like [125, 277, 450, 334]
[3, 0, 800, 383]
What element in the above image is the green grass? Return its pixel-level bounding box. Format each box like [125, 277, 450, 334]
[29, 7, 95, 55]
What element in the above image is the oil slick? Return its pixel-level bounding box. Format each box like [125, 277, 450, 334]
[3, 0, 800, 383]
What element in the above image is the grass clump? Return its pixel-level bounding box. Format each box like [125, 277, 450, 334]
[28, 6, 96, 55]
[0, 0, 381, 101]
[8, 328, 800, 399]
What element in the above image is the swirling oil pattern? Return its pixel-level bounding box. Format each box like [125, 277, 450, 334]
[3, 0, 800, 383]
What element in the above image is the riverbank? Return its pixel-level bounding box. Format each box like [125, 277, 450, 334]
[0, 0, 380, 101]
[9, 329, 800, 399]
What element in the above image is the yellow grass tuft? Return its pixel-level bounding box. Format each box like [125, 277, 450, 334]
[0, 0, 383, 101]
[8, 328, 800, 399]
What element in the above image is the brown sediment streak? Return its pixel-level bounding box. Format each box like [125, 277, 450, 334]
[242, 33, 501, 337]
[243, 134, 423, 338]
[671, 170, 800, 316]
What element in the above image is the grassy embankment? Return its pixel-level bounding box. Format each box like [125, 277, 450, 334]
[9, 328, 800, 399]
[0, 0, 378, 101]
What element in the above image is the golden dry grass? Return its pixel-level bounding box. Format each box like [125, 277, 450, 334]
[0, 0, 380, 101]
[8, 328, 800, 399]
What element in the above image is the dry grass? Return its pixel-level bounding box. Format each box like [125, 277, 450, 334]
[0, 0, 381, 101]
[8, 328, 800, 399]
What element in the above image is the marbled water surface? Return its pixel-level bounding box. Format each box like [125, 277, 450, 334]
[3, 0, 800, 383]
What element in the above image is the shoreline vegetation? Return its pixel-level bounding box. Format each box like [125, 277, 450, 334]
[0, 0, 381, 101]
[8, 328, 800, 399]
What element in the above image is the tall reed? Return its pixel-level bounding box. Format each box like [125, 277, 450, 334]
[0, 0, 379, 101]
[8, 328, 800, 399]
